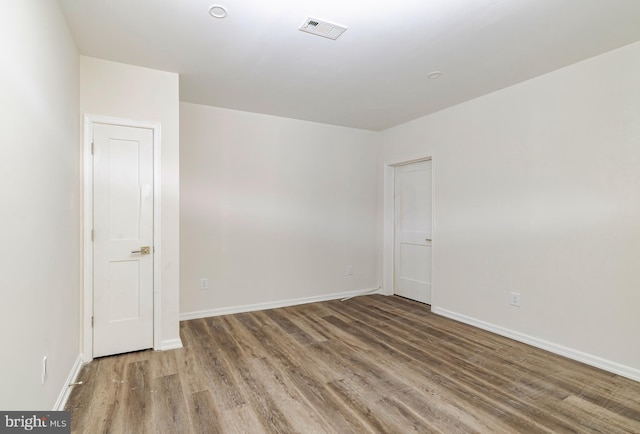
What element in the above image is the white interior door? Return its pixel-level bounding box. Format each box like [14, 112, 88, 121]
[93, 123, 154, 357]
[394, 160, 432, 304]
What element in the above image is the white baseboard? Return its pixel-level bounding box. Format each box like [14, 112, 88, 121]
[54, 354, 84, 411]
[160, 338, 183, 351]
[180, 287, 382, 321]
[432, 307, 640, 383]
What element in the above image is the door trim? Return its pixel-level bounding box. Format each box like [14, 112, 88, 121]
[382, 154, 435, 304]
[82, 115, 162, 362]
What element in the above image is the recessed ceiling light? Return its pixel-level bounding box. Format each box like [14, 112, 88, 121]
[209, 5, 227, 19]
[427, 71, 443, 79]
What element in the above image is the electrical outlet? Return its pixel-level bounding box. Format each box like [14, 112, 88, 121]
[200, 278, 208, 290]
[347, 265, 353, 276]
[510, 292, 521, 307]
[42, 356, 48, 384]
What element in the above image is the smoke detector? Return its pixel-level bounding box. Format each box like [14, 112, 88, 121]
[299, 18, 347, 40]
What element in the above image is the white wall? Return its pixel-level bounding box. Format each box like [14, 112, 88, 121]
[380, 41, 640, 375]
[180, 103, 379, 316]
[80, 57, 181, 348]
[0, 1, 80, 409]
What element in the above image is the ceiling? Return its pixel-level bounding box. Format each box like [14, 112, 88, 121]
[59, 0, 640, 131]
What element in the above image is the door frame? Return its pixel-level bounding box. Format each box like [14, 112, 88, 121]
[383, 154, 435, 304]
[82, 115, 162, 362]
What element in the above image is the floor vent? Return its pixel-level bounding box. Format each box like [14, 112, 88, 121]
[299, 17, 347, 40]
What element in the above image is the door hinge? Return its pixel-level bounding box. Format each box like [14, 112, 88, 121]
[91, 142, 94, 155]
[91, 229, 94, 242]
[91, 316, 94, 327]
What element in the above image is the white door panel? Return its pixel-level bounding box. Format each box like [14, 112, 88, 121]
[394, 160, 432, 304]
[93, 123, 154, 358]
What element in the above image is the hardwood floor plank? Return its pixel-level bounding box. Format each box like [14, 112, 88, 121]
[151, 373, 189, 433]
[263, 308, 319, 346]
[187, 390, 224, 434]
[189, 319, 246, 409]
[218, 405, 268, 434]
[66, 295, 640, 433]
[121, 360, 153, 434]
[65, 358, 98, 432]
[173, 322, 210, 396]
[245, 356, 332, 433]
[148, 348, 178, 380]
[68, 354, 129, 434]
[324, 378, 407, 433]
[281, 304, 331, 343]
[558, 395, 636, 434]
[233, 312, 370, 432]
[207, 315, 308, 433]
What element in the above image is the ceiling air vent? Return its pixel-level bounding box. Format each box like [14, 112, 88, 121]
[299, 17, 347, 40]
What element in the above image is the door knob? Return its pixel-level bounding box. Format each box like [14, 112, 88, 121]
[131, 246, 151, 255]
[425, 238, 432, 242]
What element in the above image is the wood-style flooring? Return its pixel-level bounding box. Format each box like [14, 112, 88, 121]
[65, 295, 640, 433]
